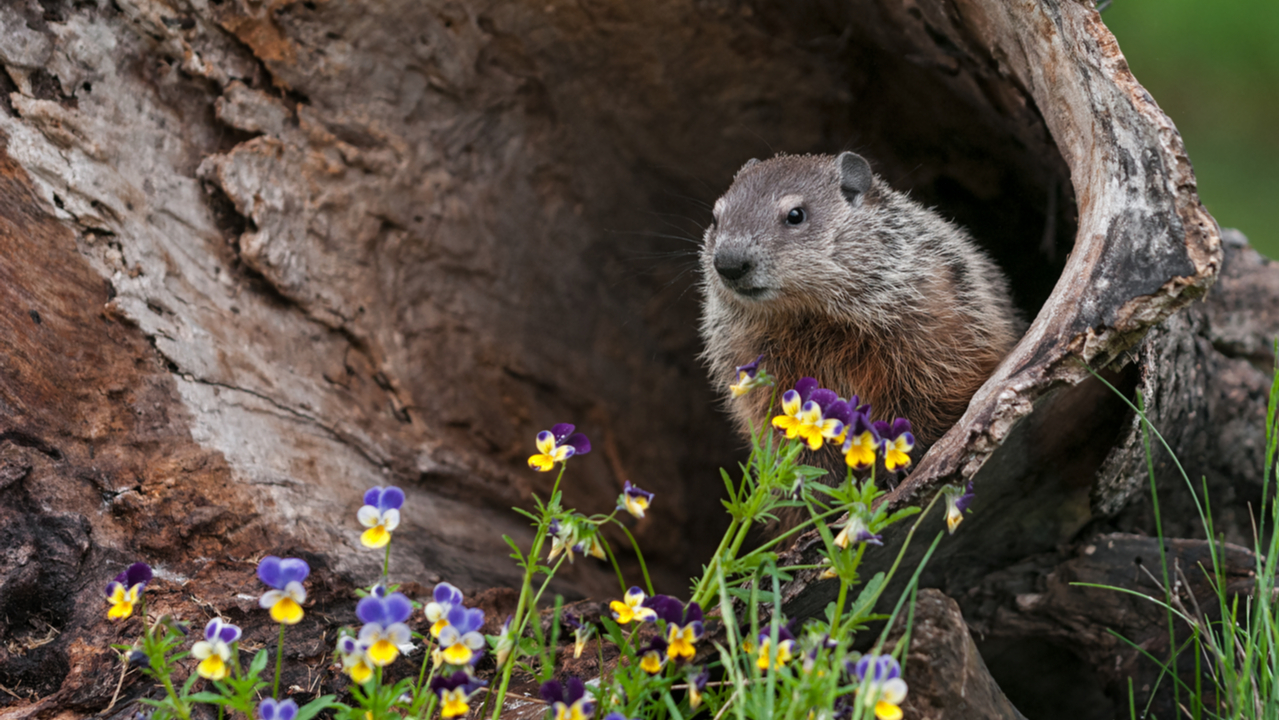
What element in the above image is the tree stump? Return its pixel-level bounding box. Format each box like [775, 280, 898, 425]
[0, 0, 1268, 717]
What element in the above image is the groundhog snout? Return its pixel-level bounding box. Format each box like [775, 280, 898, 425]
[713, 247, 754, 283]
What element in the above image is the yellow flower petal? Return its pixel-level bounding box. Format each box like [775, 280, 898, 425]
[441, 690, 469, 719]
[361, 525, 391, 548]
[528, 453, 556, 472]
[442, 642, 473, 665]
[874, 701, 903, 720]
[368, 639, 399, 666]
[270, 596, 304, 625]
[197, 655, 228, 680]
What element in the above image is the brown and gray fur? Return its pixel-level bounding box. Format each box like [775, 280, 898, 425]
[700, 153, 1023, 451]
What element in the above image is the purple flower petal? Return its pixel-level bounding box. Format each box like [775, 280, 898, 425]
[258, 556, 284, 588]
[889, 417, 912, 439]
[794, 377, 819, 402]
[684, 602, 704, 625]
[562, 432, 591, 456]
[550, 423, 576, 442]
[871, 419, 892, 440]
[735, 354, 764, 378]
[363, 487, 381, 507]
[623, 481, 653, 501]
[446, 605, 484, 634]
[123, 562, 152, 589]
[539, 680, 565, 704]
[276, 558, 310, 585]
[825, 399, 853, 426]
[564, 676, 586, 704]
[954, 480, 976, 513]
[384, 592, 413, 624]
[217, 622, 242, 644]
[809, 388, 839, 412]
[643, 595, 685, 625]
[378, 486, 405, 511]
[433, 581, 464, 605]
[356, 595, 387, 626]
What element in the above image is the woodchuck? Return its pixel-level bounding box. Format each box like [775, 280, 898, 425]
[699, 152, 1023, 454]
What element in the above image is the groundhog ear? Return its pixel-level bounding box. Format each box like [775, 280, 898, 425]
[734, 158, 760, 178]
[837, 152, 873, 204]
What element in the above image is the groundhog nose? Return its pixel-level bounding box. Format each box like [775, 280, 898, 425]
[714, 251, 753, 282]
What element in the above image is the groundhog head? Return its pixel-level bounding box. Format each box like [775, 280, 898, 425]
[701, 152, 886, 320]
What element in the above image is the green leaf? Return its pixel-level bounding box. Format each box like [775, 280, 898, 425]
[181, 672, 200, 694]
[296, 695, 344, 720]
[848, 571, 886, 618]
[249, 648, 269, 676]
[187, 692, 228, 705]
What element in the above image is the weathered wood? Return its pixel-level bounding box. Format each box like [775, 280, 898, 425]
[966, 533, 1259, 719]
[0, 0, 1260, 716]
[888, 590, 1027, 720]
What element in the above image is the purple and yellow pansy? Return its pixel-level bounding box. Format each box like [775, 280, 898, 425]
[358, 486, 405, 549]
[105, 562, 152, 621]
[841, 413, 881, 470]
[540, 676, 595, 720]
[191, 618, 241, 680]
[851, 654, 909, 720]
[617, 481, 655, 519]
[430, 671, 487, 719]
[355, 591, 414, 667]
[646, 595, 704, 662]
[772, 378, 853, 450]
[257, 556, 309, 625]
[728, 354, 772, 397]
[873, 418, 915, 472]
[943, 480, 976, 534]
[754, 625, 797, 670]
[337, 635, 375, 684]
[528, 423, 592, 472]
[609, 587, 657, 625]
[833, 510, 882, 549]
[437, 605, 486, 666]
[424, 581, 464, 638]
[257, 698, 298, 720]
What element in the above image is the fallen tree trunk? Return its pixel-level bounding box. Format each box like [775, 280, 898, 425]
[0, 0, 1270, 718]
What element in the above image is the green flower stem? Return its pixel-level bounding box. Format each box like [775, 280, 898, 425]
[487, 464, 568, 720]
[382, 540, 392, 585]
[608, 517, 654, 596]
[157, 671, 192, 720]
[408, 637, 438, 718]
[273, 622, 286, 698]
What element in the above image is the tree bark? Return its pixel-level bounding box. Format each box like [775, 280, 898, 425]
[0, 0, 1268, 718]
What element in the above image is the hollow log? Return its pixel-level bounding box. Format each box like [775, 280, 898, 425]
[0, 0, 1269, 718]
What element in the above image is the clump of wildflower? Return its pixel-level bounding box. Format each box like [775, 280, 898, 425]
[772, 378, 853, 450]
[609, 587, 657, 625]
[617, 481, 655, 519]
[647, 595, 704, 662]
[728, 354, 773, 397]
[257, 698, 298, 720]
[358, 486, 405, 549]
[564, 611, 593, 659]
[337, 635, 375, 684]
[355, 591, 413, 666]
[191, 618, 241, 680]
[105, 562, 152, 621]
[851, 654, 909, 720]
[438, 605, 486, 665]
[873, 418, 915, 472]
[527, 423, 592, 472]
[841, 413, 881, 470]
[424, 581, 463, 638]
[942, 480, 976, 534]
[430, 671, 487, 719]
[257, 556, 309, 625]
[540, 676, 595, 720]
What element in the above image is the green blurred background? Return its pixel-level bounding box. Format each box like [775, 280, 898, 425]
[1102, 0, 1278, 259]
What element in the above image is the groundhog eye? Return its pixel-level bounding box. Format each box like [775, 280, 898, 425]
[786, 207, 806, 225]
